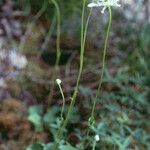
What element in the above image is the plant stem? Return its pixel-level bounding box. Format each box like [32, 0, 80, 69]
[54, 0, 61, 67]
[57, 83, 65, 119]
[90, 7, 112, 122]
[52, 0, 93, 149]
[48, 0, 61, 105]
[81, 7, 112, 148]
[92, 141, 96, 150]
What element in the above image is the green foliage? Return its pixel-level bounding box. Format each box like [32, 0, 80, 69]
[28, 105, 44, 132]
[26, 67, 150, 149]
[140, 23, 150, 51]
[26, 143, 77, 150]
[27, 105, 59, 133]
[92, 67, 149, 149]
[59, 144, 77, 150]
[26, 143, 45, 150]
[27, 70, 149, 149]
[23, 2, 150, 150]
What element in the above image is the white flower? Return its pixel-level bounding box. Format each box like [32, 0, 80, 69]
[56, 79, 62, 85]
[94, 134, 100, 142]
[88, 0, 121, 13]
[9, 51, 27, 69]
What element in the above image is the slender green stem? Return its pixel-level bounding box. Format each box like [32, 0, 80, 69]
[57, 83, 65, 119]
[52, 0, 93, 149]
[58, 0, 91, 138]
[90, 7, 112, 122]
[82, 4, 93, 55]
[84, 7, 112, 149]
[52, 0, 61, 67]
[48, 0, 61, 105]
[78, 6, 93, 150]
[92, 141, 96, 150]
[57, 0, 86, 135]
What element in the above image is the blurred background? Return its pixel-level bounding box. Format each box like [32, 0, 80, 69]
[0, 0, 150, 150]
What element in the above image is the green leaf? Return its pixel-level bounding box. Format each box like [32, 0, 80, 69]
[28, 105, 43, 115]
[43, 110, 56, 124]
[44, 143, 54, 150]
[28, 113, 43, 132]
[122, 136, 132, 149]
[43, 106, 60, 125]
[59, 144, 77, 150]
[26, 143, 44, 150]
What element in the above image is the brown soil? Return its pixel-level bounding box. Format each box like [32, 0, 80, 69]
[0, 99, 49, 150]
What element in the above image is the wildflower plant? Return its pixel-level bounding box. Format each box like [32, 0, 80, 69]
[26, 0, 122, 149]
[52, 0, 93, 149]
[52, 0, 122, 149]
[88, 0, 121, 133]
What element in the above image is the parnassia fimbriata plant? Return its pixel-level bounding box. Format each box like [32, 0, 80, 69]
[52, 0, 93, 149]
[88, 0, 121, 134]
[52, 0, 121, 149]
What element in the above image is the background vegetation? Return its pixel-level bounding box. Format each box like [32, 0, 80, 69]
[0, 0, 149, 150]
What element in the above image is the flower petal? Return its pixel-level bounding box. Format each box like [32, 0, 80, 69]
[88, 2, 102, 8]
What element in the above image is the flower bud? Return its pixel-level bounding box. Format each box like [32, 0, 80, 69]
[56, 79, 62, 85]
[94, 135, 100, 142]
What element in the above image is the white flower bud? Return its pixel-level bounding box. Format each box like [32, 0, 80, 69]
[56, 79, 62, 85]
[94, 135, 100, 142]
